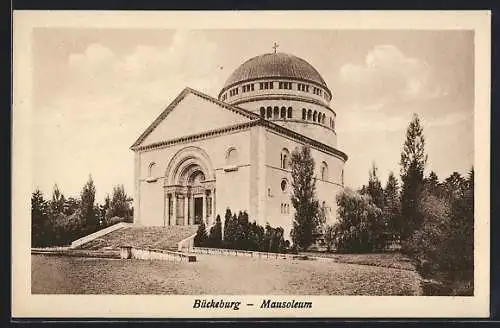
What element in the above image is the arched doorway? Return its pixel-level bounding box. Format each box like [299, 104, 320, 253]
[164, 147, 216, 226]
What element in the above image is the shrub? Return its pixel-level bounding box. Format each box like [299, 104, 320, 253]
[212, 209, 290, 253]
[403, 169, 474, 296]
[330, 188, 387, 253]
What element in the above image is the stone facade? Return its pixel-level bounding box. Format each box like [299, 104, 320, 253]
[131, 52, 348, 239]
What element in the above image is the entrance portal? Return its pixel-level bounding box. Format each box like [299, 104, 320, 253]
[194, 197, 203, 224]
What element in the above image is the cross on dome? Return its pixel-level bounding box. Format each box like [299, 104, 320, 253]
[272, 42, 279, 53]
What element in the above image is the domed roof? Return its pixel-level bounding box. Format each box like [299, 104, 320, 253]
[221, 52, 329, 91]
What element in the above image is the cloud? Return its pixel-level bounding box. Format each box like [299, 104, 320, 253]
[337, 45, 445, 110]
[33, 30, 222, 201]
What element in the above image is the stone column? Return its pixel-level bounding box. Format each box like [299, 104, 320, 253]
[189, 194, 195, 225]
[172, 193, 177, 226]
[184, 194, 189, 226]
[211, 188, 216, 222]
[164, 192, 169, 227]
[202, 191, 207, 225]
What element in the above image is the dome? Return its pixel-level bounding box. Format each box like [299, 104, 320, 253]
[221, 52, 329, 93]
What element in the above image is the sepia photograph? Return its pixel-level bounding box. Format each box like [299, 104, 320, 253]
[12, 10, 490, 318]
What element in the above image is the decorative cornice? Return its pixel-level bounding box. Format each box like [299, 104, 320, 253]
[267, 119, 337, 135]
[259, 118, 348, 162]
[132, 121, 257, 152]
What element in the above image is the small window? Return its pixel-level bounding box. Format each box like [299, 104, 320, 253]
[260, 107, 265, 118]
[287, 107, 293, 118]
[267, 106, 272, 118]
[226, 148, 239, 165]
[281, 106, 286, 118]
[280, 148, 290, 169]
[302, 108, 306, 120]
[148, 162, 156, 177]
[281, 179, 288, 192]
[307, 109, 312, 120]
[313, 111, 317, 122]
[260, 82, 264, 90]
[273, 106, 279, 119]
[269, 81, 274, 89]
[320, 161, 329, 180]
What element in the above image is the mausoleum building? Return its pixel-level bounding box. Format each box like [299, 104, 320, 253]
[131, 51, 348, 237]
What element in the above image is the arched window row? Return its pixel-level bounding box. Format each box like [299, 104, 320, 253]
[301, 108, 330, 125]
[259, 106, 293, 119]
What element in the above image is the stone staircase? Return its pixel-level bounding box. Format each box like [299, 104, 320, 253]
[75, 225, 199, 252]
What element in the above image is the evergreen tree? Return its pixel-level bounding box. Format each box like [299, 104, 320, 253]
[194, 220, 208, 247]
[443, 172, 467, 199]
[366, 163, 385, 210]
[400, 114, 427, 241]
[234, 211, 250, 249]
[106, 184, 131, 221]
[290, 145, 320, 250]
[223, 209, 238, 249]
[383, 172, 401, 241]
[80, 175, 98, 233]
[31, 189, 49, 247]
[100, 194, 111, 223]
[63, 196, 80, 216]
[49, 184, 66, 215]
[425, 171, 440, 190]
[207, 215, 223, 248]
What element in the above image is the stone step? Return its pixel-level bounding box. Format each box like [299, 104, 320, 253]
[75, 225, 198, 251]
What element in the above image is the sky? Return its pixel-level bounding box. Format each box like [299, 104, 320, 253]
[31, 28, 474, 202]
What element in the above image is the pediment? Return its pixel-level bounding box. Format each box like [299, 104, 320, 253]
[131, 88, 259, 148]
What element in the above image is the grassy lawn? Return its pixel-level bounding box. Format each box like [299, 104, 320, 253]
[32, 253, 422, 295]
[301, 252, 416, 271]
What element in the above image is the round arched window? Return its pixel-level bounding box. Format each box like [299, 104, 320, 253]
[281, 179, 288, 192]
[226, 147, 238, 165]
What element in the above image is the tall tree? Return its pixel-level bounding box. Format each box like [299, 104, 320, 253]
[400, 114, 427, 241]
[290, 145, 320, 250]
[194, 220, 208, 247]
[384, 172, 401, 241]
[100, 194, 111, 222]
[49, 184, 66, 215]
[80, 175, 98, 233]
[366, 162, 385, 210]
[207, 215, 223, 248]
[31, 189, 49, 247]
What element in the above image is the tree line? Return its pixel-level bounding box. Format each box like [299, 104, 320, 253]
[31, 176, 133, 247]
[321, 114, 474, 295]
